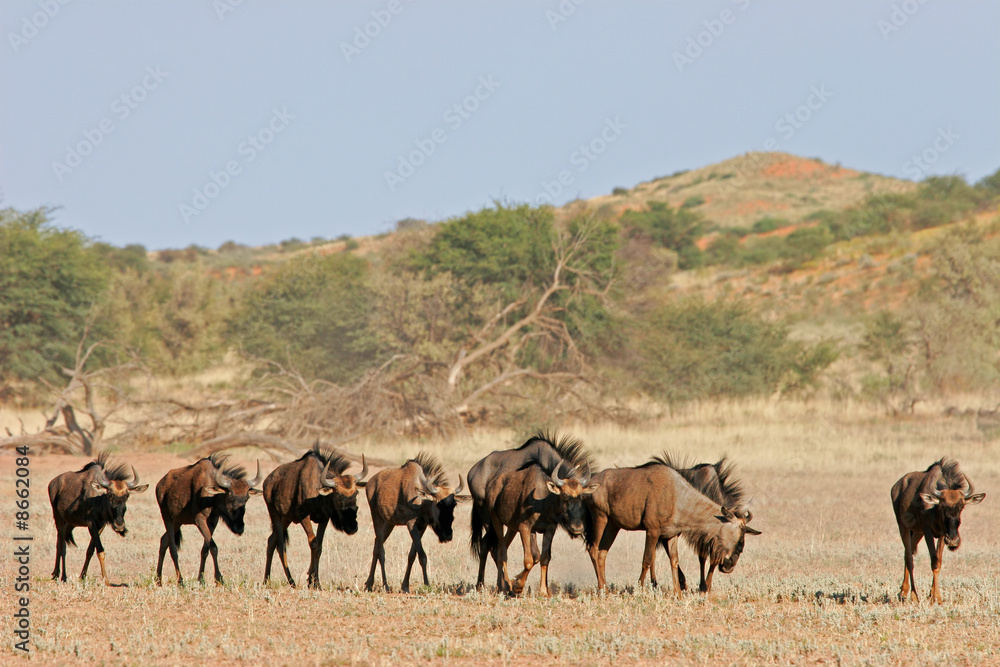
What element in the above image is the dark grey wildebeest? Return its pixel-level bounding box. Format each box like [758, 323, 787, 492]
[263, 444, 368, 588]
[585, 457, 760, 596]
[644, 453, 748, 592]
[155, 453, 262, 586]
[364, 452, 470, 593]
[48, 453, 148, 584]
[891, 458, 985, 604]
[484, 437, 598, 596]
[467, 430, 594, 589]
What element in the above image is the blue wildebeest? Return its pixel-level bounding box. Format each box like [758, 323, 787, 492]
[364, 452, 470, 593]
[155, 453, 262, 586]
[263, 444, 368, 588]
[645, 453, 749, 592]
[467, 430, 594, 590]
[484, 435, 598, 596]
[48, 453, 148, 584]
[585, 456, 760, 596]
[891, 458, 985, 604]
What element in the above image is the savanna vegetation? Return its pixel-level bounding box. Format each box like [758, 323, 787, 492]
[2, 155, 999, 454]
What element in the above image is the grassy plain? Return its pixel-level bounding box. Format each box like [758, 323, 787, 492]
[2, 400, 999, 665]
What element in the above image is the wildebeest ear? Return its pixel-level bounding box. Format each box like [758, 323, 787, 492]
[721, 506, 736, 519]
[920, 492, 940, 509]
[248, 487, 263, 496]
[129, 484, 149, 494]
[317, 486, 335, 496]
[545, 480, 562, 495]
[200, 485, 227, 497]
[90, 482, 108, 495]
[454, 494, 473, 503]
[583, 482, 600, 495]
[966, 493, 986, 505]
[744, 526, 762, 536]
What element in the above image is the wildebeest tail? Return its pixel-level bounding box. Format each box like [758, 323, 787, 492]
[65, 529, 77, 548]
[469, 503, 497, 558]
[175, 529, 182, 548]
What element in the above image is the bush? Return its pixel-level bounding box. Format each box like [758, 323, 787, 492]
[681, 195, 705, 209]
[621, 202, 704, 270]
[751, 217, 787, 234]
[630, 297, 837, 402]
[612, 187, 629, 196]
[228, 253, 381, 384]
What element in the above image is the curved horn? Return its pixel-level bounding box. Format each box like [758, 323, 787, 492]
[455, 474, 465, 496]
[215, 465, 233, 490]
[420, 470, 438, 496]
[354, 454, 368, 483]
[320, 457, 338, 488]
[744, 507, 753, 523]
[126, 465, 141, 490]
[963, 473, 975, 499]
[248, 460, 263, 490]
[551, 465, 565, 488]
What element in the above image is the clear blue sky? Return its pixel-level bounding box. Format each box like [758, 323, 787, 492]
[2, 0, 998, 249]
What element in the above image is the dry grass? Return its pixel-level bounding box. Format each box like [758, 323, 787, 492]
[2, 402, 999, 665]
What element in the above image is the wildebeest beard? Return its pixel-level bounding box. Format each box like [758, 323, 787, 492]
[431, 497, 457, 542]
[107, 499, 129, 536]
[218, 506, 247, 535]
[330, 502, 360, 535]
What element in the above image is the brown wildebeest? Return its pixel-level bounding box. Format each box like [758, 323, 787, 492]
[48, 453, 148, 584]
[155, 453, 262, 586]
[485, 437, 598, 596]
[891, 458, 985, 604]
[467, 430, 594, 590]
[364, 452, 470, 593]
[647, 454, 748, 592]
[585, 457, 760, 596]
[263, 444, 368, 588]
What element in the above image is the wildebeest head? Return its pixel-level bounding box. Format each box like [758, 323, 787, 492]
[201, 455, 263, 535]
[89, 461, 149, 535]
[713, 506, 762, 574]
[413, 457, 472, 543]
[920, 474, 985, 550]
[319, 454, 369, 535]
[545, 466, 600, 538]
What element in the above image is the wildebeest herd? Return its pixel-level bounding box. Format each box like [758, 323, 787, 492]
[47, 431, 986, 603]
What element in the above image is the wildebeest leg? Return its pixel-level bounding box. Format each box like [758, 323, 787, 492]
[494, 524, 518, 592]
[594, 524, 619, 592]
[365, 519, 393, 592]
[264, 517, 292, 587]
[195, 515, 221, 585]
[81, 525, 109, 584]
[52, 523, 68, 581]
[159, 524, 184, 586]
[898, 527, 921, 602]
[703, 562, 717, 596]
[638, 531, 659, 587]
[587, 513, 607, 588]
[306, 519, 328, 590]
[698, 554, 708, 593]
[402, 522, 429, 593]
[925, 526, 944, 604]
[511, 524, 536, 596]
[537, 529, 555, 597]
[666, 537, 683, 598]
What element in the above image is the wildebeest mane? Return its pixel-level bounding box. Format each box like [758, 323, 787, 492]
[516, 429, 594, 478]
[411, 451, 448, 487]
[77, 451, 131, 481]
[643, 451, 746, 509]
[929, 457, 966, 490]
[208, 452, 247, 480]
[299, 442, 351, 475]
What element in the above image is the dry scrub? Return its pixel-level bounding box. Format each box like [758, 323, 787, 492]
[2, 401, 999, 665]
